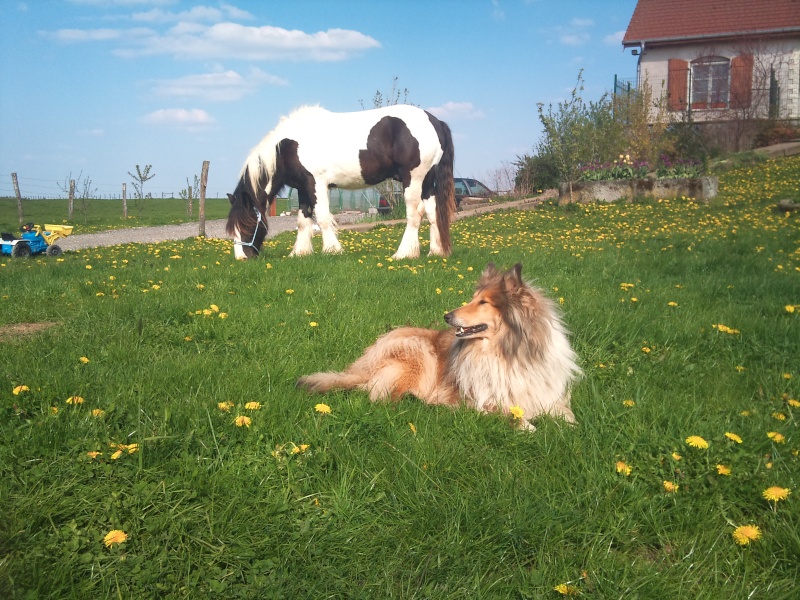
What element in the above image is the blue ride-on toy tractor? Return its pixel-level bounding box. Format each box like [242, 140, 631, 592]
[1, 223, 73, 258]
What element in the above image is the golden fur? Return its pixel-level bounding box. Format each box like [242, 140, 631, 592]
[297, 263, 581, 429]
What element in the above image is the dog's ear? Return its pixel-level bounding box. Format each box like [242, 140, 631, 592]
[503, 263, 523, 293]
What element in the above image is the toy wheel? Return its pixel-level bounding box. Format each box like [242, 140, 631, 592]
[12, 242, 31, 258]
[46, 245, 63, 257]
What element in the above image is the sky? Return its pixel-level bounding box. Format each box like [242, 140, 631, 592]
[0, 0, 639, 200]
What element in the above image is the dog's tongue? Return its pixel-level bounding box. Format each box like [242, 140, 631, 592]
[455, 324, 488, 338]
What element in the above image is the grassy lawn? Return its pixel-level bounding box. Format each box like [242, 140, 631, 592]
[1, 157, 798, 598]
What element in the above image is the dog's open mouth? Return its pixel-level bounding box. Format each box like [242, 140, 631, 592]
[455, 324, 488, 338]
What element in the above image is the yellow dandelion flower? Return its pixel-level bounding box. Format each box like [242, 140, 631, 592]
[787, 399, 800, 408]
[126, 443, 139, 454]
[767, 431, 786, 443]
[553, 583, 580, 596]
[309, 321, 318, 327]
[642, 346, 651, 354]
[509, 405, 525, 420]
[762, 486, 791, 502]
[86, 451, 101, 459]
[202, 309, 212, 316]
[66, 395, 84, 405]
[244, 401, 261, 410]
[740, 409, 751, 416]
[732, 524, 761, 545]
[668, 301, 678, 307]
[110, 449, 123, 460]
[12, 385, 29, 395]
[218, 312, 228, 319]
[724, 432, 743, 444]
[91, 408, 106, 417]
[735, 366, 746, 372]
[772, 412, 787, 421]
[210, 304, 219, 312]
[285, 289, 294, 294]
[716, 464, 731, 476]
[672, 452, 682, 461]
[218, 401, 234, 412]
[623, 399, 635, 407]
[616, 461, 632, 476]
[686, 435, 709, 449]
[49, 406, 58, 415]
[409, 422, 417, 435]
[314, 403, 332, 414]
[103, 529, 128, 548]
[786, 305, 796, 313]
[663, 480, 679, 493]
[783, 373, 792, 380]
[298, 444, 310, 452]
[234, 415, 251, 428]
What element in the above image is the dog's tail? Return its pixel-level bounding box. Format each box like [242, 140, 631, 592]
[296, 371, 366, 393]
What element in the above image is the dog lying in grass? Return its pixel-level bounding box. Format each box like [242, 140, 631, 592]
[297, 263, 580, 429]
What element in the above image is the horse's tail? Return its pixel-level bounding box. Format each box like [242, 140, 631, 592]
[296, 371, 366, 393]
[435, 120, 456, 256]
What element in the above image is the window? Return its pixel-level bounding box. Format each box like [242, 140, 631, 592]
[691, 57, 730, 109]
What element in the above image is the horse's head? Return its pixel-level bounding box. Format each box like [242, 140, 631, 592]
[226, 166, 269, 260]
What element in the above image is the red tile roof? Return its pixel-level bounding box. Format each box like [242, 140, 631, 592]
[623, 0, 800, 46]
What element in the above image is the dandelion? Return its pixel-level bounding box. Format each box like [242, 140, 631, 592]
[314, 403, 332, 415]
[668, 301, 678, 307]
[740, 409, 751, 416]
[623, 399, 635, 407]
[285, 289, 294, 295]
[663, 480, 679, 493]
[712, 323, 740, 335]
[126, 443, 139, 454]
[509, 405, 525, 420]
[49, 406, 58, 415]
[672, 452, 682, 461]
[553, 583, 580, 596]
[724, 432, 743, 443]
[616, 461, 632, 476]
[767, 431, 786, 443]
[218, 401, 234, 412]
[91, 409, 106, 417]
[788, 399, 800, 408]
[642, 346, 651, 354]
[784, 373, 792, 380]
[234, 415, 251, 428]
[12, 385, 29, 395]
[87, 451, 101, 459]
[735, 366, 746, 372]
[686, 435, 709, 449]
[244, 402, 261, 410]
[732, 524, 761, 546]
[298, 444, 310, 452]
[409, 422, 417, 435]
[218, 313, 228, 319]
[772, 412, 787, 421]
[103, 529, 128, 548]
[66, 395, 84, 405]
[210, 304, 220, 313]
[309, 321, 318, 327]
[716, 464, 732, 476]
[110, 450, 123, 460]
[762, 486, 791, 503]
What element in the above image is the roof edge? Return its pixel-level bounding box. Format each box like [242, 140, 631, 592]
[623, 26, 800, 48]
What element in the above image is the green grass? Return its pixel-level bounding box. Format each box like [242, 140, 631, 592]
[1, 157, 799, 598]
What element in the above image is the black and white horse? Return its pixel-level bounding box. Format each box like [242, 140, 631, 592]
[226, 105, 456, 260]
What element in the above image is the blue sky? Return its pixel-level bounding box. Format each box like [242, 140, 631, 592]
[0, 0, 639, 199]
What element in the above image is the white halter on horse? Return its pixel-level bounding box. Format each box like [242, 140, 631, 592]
[226, 105, 456, 260]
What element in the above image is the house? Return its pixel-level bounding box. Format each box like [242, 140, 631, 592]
[622, 0, 800, 149]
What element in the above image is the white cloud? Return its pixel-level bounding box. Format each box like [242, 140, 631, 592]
[559, 33, 590, 46]
[151, 68, 287, 101]
[427, 101, 485, 121]
[46, 22, 380, 62]
[141, 108, 215, 129]
[604, 31, 625, 45]
[68, 0, 176, 5]
[570, 18, 594, 28]
[491, 0, 505, 21]
[132, 4, 253, 23]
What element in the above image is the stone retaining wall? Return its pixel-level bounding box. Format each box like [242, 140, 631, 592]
[559, 176, 718, 204]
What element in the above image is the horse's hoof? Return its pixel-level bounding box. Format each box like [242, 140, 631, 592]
[289, 249, 313, 257]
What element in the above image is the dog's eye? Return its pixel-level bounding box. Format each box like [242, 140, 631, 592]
[478, 299, 488, 305]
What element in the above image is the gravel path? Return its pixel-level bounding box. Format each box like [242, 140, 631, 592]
[58, 215, 298, 252]
[57, 195, 548, 252]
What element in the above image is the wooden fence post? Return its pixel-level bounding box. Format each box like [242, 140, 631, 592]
[68, 179, 75, 220]
[199, 160, 209, 237]
[12, 173, 23, 224]
[187, 185, 193, 218]
[122, 183, 127, 220]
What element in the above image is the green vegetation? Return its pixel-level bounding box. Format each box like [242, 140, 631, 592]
[1, 157, 798, 597]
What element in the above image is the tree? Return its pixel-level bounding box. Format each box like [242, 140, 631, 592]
[180, 174, 199, 217]
[128, 164, 155, 219]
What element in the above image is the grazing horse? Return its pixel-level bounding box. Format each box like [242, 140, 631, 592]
[226, 105, 456, 260]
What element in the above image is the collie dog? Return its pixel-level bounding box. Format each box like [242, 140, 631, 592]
[297, 263, 581, 429]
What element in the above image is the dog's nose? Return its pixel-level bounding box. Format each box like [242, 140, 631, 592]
[444, 311, 453, 325]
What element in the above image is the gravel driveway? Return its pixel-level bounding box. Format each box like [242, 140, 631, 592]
[58, 215, 298, 252]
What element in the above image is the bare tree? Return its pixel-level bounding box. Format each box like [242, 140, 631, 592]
[485, 161, 518, 197]
[128, 164, 155, 219]
[180, 174, 200, 217]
